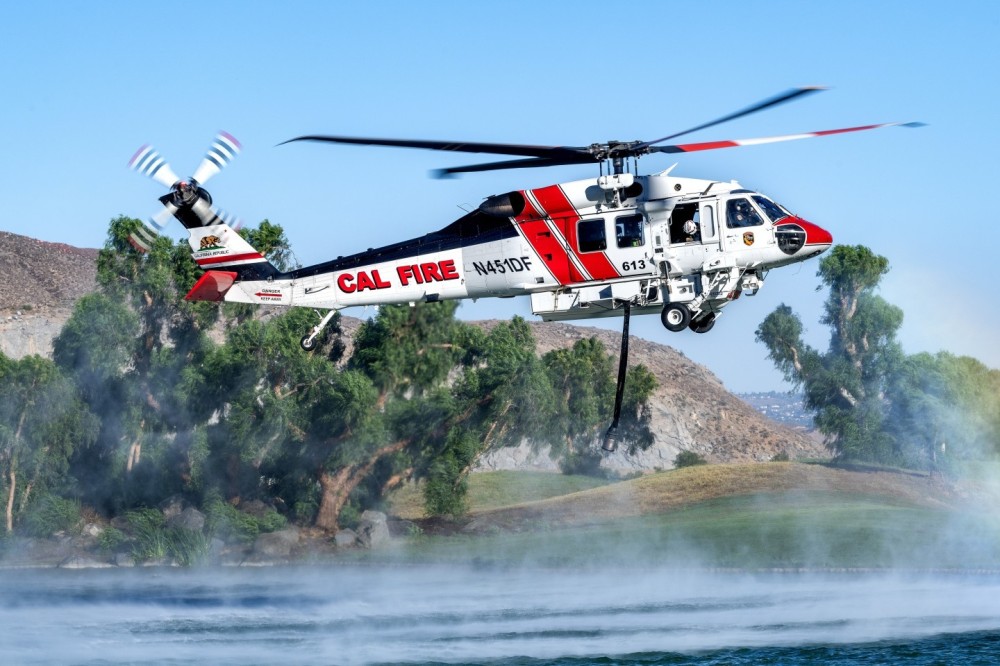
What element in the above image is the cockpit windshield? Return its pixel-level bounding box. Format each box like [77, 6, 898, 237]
[752, 195, 790, 223]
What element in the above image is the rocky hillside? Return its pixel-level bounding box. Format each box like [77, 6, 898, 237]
[0, 230, 826, 470]
[0, 232, 99, 358]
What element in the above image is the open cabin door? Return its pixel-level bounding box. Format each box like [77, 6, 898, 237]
[659, 200, 721, 273]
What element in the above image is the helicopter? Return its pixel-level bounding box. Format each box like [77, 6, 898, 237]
[127, 87, 920, 449]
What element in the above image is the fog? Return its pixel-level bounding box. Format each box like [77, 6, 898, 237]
[2, 566, 999, 665]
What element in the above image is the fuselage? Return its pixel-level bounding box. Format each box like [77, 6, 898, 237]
[187, 171, 832, 322]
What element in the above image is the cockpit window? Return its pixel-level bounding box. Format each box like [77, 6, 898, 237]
[752, 195, 790, 223]
[726, 198, 763, 228]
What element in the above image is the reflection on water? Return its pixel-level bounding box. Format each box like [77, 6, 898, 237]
[1, 566, 1000, 665]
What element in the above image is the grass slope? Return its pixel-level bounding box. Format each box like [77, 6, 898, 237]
[383, 463, 1000, 570]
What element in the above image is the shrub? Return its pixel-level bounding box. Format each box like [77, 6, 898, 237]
[559, 450, 607, 478]
[98, 527, 126, 553]
[673, 450, 708, 469]
[124, 508, 210, 565]
[205, 499, 260, 543]
[167, 528, 210, 566]
[771, 451, 790, 462]
[21, 495, 81, 537]
[126, 509, 168, 561]
[204, 500, 286, 543]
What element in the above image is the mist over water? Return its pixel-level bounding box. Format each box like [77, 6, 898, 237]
[3, 565, 1000, 665]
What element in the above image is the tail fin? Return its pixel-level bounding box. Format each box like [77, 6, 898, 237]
[186, 223, 281, 281]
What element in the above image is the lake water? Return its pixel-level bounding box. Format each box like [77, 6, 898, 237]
[2, 565, 999, 665]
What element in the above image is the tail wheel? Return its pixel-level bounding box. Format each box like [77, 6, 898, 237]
[689, 313, 716, 334]
[660, 303, 691, 332]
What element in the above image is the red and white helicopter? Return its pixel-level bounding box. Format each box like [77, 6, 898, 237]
[128, 87, 920, 447]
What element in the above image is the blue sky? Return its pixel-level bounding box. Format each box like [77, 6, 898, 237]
[1, 1, 997, 392]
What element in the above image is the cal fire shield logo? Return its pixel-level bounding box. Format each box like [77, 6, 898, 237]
[743, 231, 755, 246]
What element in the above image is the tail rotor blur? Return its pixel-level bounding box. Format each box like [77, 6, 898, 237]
[127, 132, 243, 253]
[191, 132, 242, 186]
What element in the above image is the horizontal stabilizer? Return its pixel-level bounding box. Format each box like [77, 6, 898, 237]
[185, 270, 238, 302]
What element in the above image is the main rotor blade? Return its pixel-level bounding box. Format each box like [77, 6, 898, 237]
[281, 134, 589, 160]
[191, 131, 242, 185]
[432, 154, 598, 178]
[636, 86, 827, 151]
[648, 121, 925, 155]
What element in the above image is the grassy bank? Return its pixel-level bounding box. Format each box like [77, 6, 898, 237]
[380, 463, 1000, 570]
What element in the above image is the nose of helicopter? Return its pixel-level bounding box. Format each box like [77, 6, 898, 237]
[777, 217, 833, 256]
[799, 218, 833, 253]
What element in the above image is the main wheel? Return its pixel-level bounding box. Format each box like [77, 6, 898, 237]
[660, 303, 691, 332]
[689, 313, 716, 334]
[300, 335, 318, 352]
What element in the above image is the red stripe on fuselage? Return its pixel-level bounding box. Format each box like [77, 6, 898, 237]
[514, 195, 573, 285]
[532, 184, 619, 281]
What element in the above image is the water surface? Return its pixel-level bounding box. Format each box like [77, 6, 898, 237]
[1, 565, 998, 665]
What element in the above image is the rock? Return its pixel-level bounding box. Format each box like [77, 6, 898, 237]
[239, 499, 272, 518]
[167, 507, 206, 533]
[113, 553, 136, 567]
[333, 529, 357, 548]
[356, 511, 391, 549]
[387, 519, 420, 538]
[59, 555, 113, 569]
[81, 523, 104, 538]
[159, 495, 187, 521]
[252, 527, 300, 559]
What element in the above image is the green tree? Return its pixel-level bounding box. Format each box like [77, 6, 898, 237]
[756, 245, 903, 461]
[543, 338, 657, 475]
[422, 317, 556, 515]
[886, 352, 1000, 469]
[0, 353, 98, 533]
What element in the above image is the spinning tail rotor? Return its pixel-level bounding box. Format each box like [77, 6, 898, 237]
[127, 132, 243, 252]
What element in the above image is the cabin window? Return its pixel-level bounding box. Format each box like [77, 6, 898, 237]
[752, 195, 789, 223]
[700, 204, 716, 239]
[577, 218, 607, 252]
[615, 214, 644, 248]
[726, 198, 764, 228]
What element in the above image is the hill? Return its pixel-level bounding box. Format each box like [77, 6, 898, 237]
[0, 232, 99, 358]
[0, 230, 826, 470]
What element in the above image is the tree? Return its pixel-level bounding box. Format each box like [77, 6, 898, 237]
[543, 338, 657, 475]
[0, 353, 98, 533]
[422, 317, 556, 515]
[756, 245, 903, 461]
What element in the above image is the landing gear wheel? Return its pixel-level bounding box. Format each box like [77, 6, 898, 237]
[660, 303, 691, 332]
[689, 313, 716, 334]
[300, 335, 318, 352]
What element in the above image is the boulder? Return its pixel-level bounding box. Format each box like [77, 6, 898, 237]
[81, 523, 104, 538]
[158, 495, 187, 521]
[252, 527, 300, 559]
[333, 529, 357, 548]
[239, 499, 273, 519]
[167, 507, 206, 533]
[113, 553, 136, 567]
[356, 511, 390, 549]
[59, 555, 113, 569]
